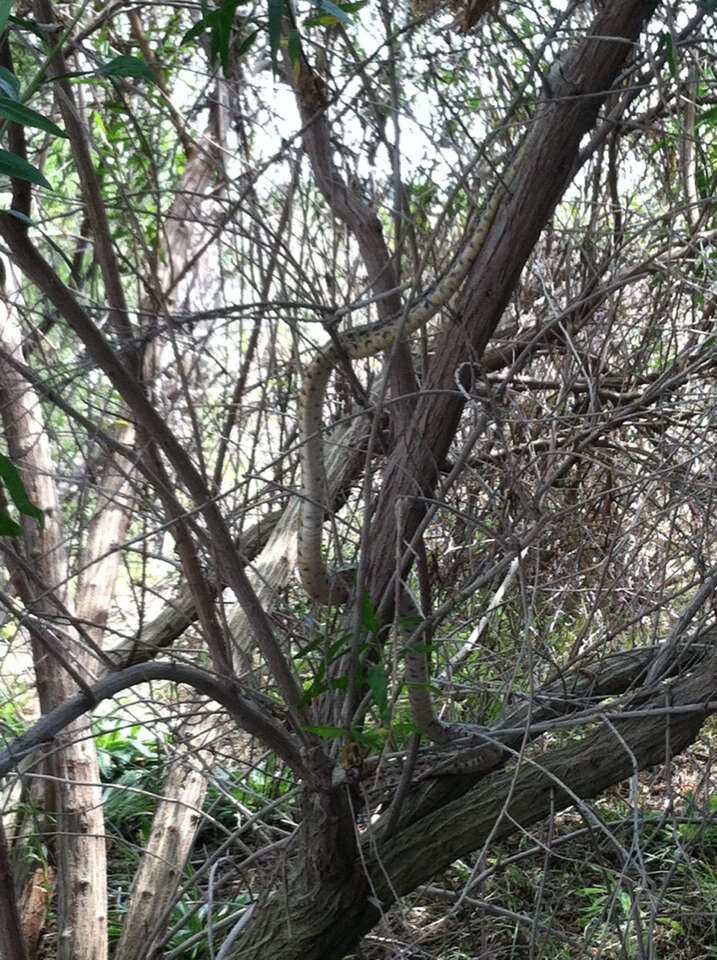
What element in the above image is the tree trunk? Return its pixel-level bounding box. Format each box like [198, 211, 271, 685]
[232, 1, 664, 956]
[233, 641, 717, 960]
[366, 0, 659, 608]
[0, 292, 107, 960]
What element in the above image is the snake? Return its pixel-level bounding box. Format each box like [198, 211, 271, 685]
[298, 145, 523, 743]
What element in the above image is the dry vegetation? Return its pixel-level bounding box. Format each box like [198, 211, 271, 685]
[1, 1, 717, 958]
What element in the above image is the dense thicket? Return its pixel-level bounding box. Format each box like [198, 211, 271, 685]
[1, 2, 716, 958]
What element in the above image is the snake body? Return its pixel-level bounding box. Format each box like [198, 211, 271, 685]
[298, 147, 522, 741]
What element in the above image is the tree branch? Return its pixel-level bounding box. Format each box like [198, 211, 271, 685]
[0, 216, 307, 735]
[0, 662, 308, 781]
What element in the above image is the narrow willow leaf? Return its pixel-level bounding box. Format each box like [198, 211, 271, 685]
[336, 0, 369, 11]
[351, 728, 386, 751]
[366, 663, 387, 713]
[0, 454, 44, 528]
[696, 105, 717, 127]
[0, 513, 22, 536]
[361, 590, 380, 636]
[236, 27, 260, 57]
[0, 66, 18, 100]
[287, 29, 301, 81]
[98, 56, 156, 84]
[182, 13, 215, 45]
[304, 13, 340, 26]
[0, 0, 11, 35]
[662, 31, 676, 79]
[0, 97, 66, 137]
[305, 0, 365, 27]
[318, 0, 349, 22]
[0, 149, 51, 189]
[301, 725, 346, 739]
[268, 0, 283, 73]
[6, 209, 33, 226]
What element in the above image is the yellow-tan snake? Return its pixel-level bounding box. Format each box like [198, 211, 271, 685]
[298, 146, 522, 743]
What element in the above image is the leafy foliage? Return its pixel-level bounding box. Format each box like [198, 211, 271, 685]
[0, 454, 43, 535]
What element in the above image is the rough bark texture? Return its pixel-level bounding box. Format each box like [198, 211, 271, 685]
[366, 650, 717, 910]
[232, 641, 717, 960]
[18, 867, 54, 960]
[74, 420, 136, 641]
[0, 4, 691, 960]
[0, 819, 30, 960]
[0, 295, 107, 960]
[114, 754, 209, 960]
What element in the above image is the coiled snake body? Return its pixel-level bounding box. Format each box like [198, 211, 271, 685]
[298, 148, 521, 743]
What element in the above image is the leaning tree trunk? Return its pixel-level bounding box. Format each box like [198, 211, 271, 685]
[232, 637, 717, 960]
[365, 0, 662, 608]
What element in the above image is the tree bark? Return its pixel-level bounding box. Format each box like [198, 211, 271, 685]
[0, 293, 107, 960]
[233, 640, 717, 960]
[0, 819, 30, 960]
[231, 2, 665, 956]
[113, 753, 209, 960]
[366, 0, 659, 608]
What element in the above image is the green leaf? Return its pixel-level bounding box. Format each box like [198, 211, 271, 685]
[210, 21, 228, 69]
[662, 31, 676, 79]
[304, 2, 365, 27]
[98, 56, 156, 84]
[302, 725, 346, 739]
[7, 13, 48, 40]
[182, 12, 216, 45]
[0, 149, 50, 189]
[210, 0, 238, 70]
[0, 455, 44, 528]
[304, 12, 340, 26]
[0, 512, 22, 537]
[400, 614, 423, 630]
[5, 209, 74, 270]
[287, 29, 301, 80]
[361, 590, 380, 636]
[696, 105, 717, 128]
[268, 0, 283, 74]
[0, 66, 19, 101]
[0, 97, 66, 137]
[213, 1, 236, 71]
[7, 209, 33, 226]
[318, 0, 349, 22]
[294, 633, 325, 658]
[391, 720, 419, 738]
[235, 26, 260, 58]
[183, 0, 251, 71]
[0, 0, 11, 36]
[351, 728, 386, 751]
[366, 663, 387, 713]
[326, 634, 351, 662]
[299, 678, 327, 706]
